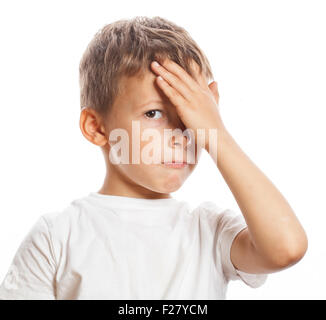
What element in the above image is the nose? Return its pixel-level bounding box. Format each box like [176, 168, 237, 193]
[166, 112, 191, 149]
[168, 129, 190, 149]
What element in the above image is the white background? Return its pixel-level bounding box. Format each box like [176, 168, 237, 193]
[0, 0, 325, 299]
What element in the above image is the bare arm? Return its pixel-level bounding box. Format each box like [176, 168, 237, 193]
[210, 125, 308, 273]
[149, 57, 308, 273]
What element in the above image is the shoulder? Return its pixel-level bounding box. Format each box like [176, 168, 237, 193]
[194, 201, 224, 215]
[191, 200, 247, 236]
[41, 205, 78, 231]
[193, 201, 242, 223]
[34, 195, 91, 243]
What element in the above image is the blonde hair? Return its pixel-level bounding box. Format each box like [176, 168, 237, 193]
[79, 16, 214, 117]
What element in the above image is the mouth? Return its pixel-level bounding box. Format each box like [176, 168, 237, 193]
[161, 161, 188, 169]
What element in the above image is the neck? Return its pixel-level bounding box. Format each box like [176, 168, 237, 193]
[98, 168, 172, 200]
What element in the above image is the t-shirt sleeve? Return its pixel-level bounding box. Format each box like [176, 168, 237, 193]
[216, 208, 268, 288]
[0, 216, 57, 300]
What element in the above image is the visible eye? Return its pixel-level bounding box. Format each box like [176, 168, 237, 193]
[144, 109, 163, 120]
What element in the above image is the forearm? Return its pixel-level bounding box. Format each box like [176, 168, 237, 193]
[208, 125, 308, 265]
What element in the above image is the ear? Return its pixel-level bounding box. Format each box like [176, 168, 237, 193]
[79, 107, 107, 147]
[208, 81, 219, 104]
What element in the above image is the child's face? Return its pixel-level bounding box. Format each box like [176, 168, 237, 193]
[101, 68, 203, 197]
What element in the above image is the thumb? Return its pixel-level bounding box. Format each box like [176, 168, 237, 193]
[208, 81, 219, 104]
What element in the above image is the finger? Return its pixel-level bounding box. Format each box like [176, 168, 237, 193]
[162, 58, 202, 92]
[151, 61, 193, 101]
[155, 75, 187, 111]
[188, 59, 208, 89]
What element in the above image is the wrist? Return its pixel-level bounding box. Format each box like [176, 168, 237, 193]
[204, 118, 228, 151]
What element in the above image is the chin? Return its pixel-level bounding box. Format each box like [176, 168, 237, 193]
[146, 180, 182, 194]
[160, 179, 184, 193]
[160, 186, 179, 194]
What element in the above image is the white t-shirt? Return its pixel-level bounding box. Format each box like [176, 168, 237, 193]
[0, 192, 268, 300]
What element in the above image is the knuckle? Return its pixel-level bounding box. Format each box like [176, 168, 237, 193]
[170, 90, 178, 99]
[162, 71, 169, 79]
[161, 58, 170, 67]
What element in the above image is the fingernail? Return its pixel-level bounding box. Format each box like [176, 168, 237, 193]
[153, 61, 160, 68]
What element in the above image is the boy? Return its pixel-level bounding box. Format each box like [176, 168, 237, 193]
[0, 16, 307, 300]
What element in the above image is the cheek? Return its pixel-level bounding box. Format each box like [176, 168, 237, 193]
[124, 123, 200, 165]
[140, 113, 168, 127]
[125, 119, 167, 156]
[138, 127, 165, 162]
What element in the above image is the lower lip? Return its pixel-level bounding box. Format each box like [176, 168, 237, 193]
[162, 162, 188, 169]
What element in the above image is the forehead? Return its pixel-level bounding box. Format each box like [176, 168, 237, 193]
[117, 71, 169, 111]
[112, 59, 208, 113]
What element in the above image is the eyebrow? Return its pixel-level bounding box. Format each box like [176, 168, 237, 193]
[134, 99, 164, 110]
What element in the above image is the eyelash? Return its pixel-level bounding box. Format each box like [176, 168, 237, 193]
[144, 109, 164, 120]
